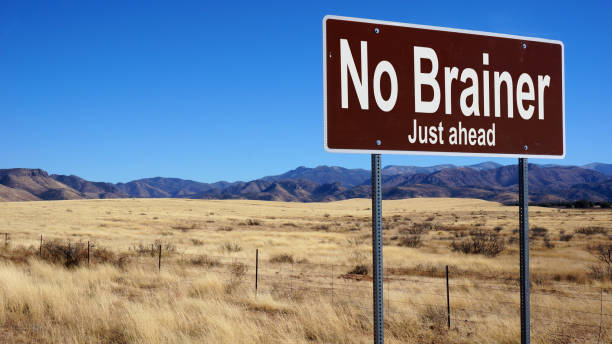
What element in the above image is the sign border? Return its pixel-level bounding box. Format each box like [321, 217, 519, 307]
[323, 15, 565, 159]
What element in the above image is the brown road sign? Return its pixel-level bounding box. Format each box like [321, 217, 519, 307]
[323, 15, 565, 158]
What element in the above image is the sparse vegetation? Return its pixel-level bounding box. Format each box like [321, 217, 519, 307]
[188, 254, 220, 267]
[221, 241, 242, 253]
[576, 226, 607, 235]
[451, 230, 505, 257]
[560, 233, 574, 241]
[0, 198, 609, 343]
[399, 235, 422, 248]
[269, 253, 294, 264]
[347, 264, 369, 275]
[246, 219, 261, 226]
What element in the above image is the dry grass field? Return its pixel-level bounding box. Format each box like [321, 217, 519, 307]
[0, 198, 610, 343]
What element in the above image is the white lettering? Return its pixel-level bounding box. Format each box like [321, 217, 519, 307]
[414, 46, 440, 113]
[373, 61, 398, 112]
[340, 39, 368, 109]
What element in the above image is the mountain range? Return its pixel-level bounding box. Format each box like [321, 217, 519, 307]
[0, 162, 611, 204]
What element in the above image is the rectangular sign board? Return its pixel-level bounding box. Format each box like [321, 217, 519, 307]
[323, 15, 565, 158]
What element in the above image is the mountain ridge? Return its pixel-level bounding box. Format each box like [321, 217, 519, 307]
[0, 162, 610, 204]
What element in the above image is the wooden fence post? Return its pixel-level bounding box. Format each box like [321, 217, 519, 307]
[158, 244, 162, 271]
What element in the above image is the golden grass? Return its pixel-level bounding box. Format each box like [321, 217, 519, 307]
[0, 198, 610, 343]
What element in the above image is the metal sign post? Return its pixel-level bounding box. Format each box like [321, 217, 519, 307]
[371, 154, 384, 344]
[518, 158, 530, 343]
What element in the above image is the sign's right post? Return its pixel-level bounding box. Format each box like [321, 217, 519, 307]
[518, 158, 530, 344]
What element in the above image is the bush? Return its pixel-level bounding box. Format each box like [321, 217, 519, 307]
[531, 226, 548, 237]
[246, 219, 261, 226]
[269, 253, 294, 264]
[587, 244, 612, 281]
[399, 235, 422, 248]
[451, 230, 505, 257]
[40, 240, 121, 268]
[559, 233, 574, 241]
[189, 254, 220, 267]
[191, 239, 204, 246]
[222, 242, 242, 253]
[576, 227, 607, 235]
[348, 264, 369, 275]
[420, 305, 447, 330]
[543, 236, 555, 249]
[412, 222, 434, 232]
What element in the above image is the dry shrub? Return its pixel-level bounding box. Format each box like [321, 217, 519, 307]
[420, 305, 447, 330]
[314, 224, 330, 231]
[38, 240, 122, 268]
[543, 236, 555, 249]
[588, 244, 612, 280]
[171, 222, 198, 231]
[191, 238, 204, 246]
[411, 222, 434, 233]
[451, 230, 505, 257]
[347, 264, 368, 275]
[246, 219, 261, 226]
[222, 241, 242, 253]
[399, 235, 422, 248]
[531, 226, 548, 237]
[225, 262, 247, 294]
[576, 226, 607, 235]
[269, 253, 294, 264]
[189, 254, 220, 267]
[559, 233, 574, 241]
[130, 240, 175, 256]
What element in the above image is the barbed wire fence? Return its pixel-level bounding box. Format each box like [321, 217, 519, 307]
[1, 234, 610, 343]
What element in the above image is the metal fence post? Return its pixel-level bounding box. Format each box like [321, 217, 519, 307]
[255, 248, 259, 296]
[446, 265, 451, 329]
[39, 235, 42, 256]
[87, 241, 90, 267]
[519, 158, 530, 344]
[372, 154, 384, 344]
[158, 244, 162, 271]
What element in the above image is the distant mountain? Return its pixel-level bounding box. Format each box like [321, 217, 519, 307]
[467, 162, 504, 171]
[115, 177, 225, 198]
[262, 166, 370, 188]
[583, 163, 612, 176]
[382, 164, 455, 176]
[0, 163, 610, 204]
[0, 169, 122, 201]
[51, 174, 127, 199]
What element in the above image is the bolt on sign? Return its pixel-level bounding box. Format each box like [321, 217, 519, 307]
[323, 15, 565, 158]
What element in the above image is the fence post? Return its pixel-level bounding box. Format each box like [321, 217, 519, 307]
[158, 244, 162, 271]
[87, 241, 90, 267]
[255, 248, 259, 296]
[291, 260, 294, 297]
[39, 235, 42, 256]
[446, 265, 451, 329]
[331, 264, 334, 304]
[598, 288, 603, 344]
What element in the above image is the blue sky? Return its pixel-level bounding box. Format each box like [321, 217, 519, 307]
[1, 1, 610, 183]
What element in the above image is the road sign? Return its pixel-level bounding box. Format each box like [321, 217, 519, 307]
[323, 15, 564, 158]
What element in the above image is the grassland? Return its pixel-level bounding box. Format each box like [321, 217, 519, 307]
[0, 198, 610, 343]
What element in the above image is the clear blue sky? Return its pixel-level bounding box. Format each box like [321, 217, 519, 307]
[1, 1, 610, 183]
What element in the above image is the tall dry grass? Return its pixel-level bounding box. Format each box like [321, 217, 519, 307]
[0, 198, 610, 343]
